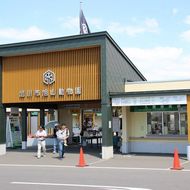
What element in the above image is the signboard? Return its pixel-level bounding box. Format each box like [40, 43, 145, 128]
[112, 117, 120, 132]
[6, 115, 22, 148]
[112, 95, 187, 106]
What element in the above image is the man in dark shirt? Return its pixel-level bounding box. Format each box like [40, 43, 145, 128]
[53, 123, 59, 154]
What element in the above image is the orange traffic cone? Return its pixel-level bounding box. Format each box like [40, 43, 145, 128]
[171, 148, 183, 170]
[76, 147, 88, 167]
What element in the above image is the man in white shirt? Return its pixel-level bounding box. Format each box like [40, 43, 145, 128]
[34, 126, 47, 159]
[56, 124, 69, 159]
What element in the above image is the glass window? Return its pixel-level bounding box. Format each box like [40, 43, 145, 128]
[72, 112, 81, 136]
[163, 112, 179, 135]
[180, 112, 187, 135]
[147, 112, 162, 135]
[147, 110, 187, 136]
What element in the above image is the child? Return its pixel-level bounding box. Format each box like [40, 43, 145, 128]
[64, 126, 70, 146]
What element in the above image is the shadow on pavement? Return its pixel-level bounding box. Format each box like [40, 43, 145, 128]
[6, 144, 103, 158]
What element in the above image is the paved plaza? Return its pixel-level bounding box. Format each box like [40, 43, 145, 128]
[0, 146, 189, 169]
[0, 146, 190, 190]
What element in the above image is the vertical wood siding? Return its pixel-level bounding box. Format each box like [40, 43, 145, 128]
[2, 46, 101, 103]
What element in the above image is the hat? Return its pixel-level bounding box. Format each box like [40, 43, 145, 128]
[54, 123, 59, 127]
[39, 126, 44, 129]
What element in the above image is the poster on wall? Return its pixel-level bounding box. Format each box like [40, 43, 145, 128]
[6, 117, 12, 147]
[112, 117, 120, 132]
[6, 115, 22, 148]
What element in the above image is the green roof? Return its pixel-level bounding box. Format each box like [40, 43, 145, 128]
[0, 31, 146, 80]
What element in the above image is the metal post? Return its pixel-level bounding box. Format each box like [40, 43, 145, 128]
[21, 108, 27, 149]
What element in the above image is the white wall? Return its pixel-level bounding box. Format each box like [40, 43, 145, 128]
[129, 112, 147, 137]
[128, 141, 188, 154]
[0, 144, 6, 155]
[121, 107, 188, 154]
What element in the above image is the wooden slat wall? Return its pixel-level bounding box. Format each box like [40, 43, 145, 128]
[2, 46, 101, 103]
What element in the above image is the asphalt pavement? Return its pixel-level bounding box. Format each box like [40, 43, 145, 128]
[0, 145, 190, 190]
[0, 145, 189, 169]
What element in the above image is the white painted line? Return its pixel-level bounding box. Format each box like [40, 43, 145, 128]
[167, 160, 190, 169]
[88, 159, 107, 165]
[0, 163, 190, 172]
[0, 164, 75, 168]
[122, 154, 136, 157]
[181, 160, 190, 166]
[89, 166, 170, 171]
[90, 166, 190, 172]
[11, 181, 152, 190]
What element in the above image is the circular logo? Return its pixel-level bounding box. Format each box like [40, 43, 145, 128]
[43, 70, 55, 85]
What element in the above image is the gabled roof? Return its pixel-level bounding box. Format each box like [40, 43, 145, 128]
[0, 31, 146, 80]
[0, 31, 107, 56]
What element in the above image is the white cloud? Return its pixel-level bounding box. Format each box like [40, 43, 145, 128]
[172, 8, 178, 16]
[123, 47, 190, 81]
[88, 18, 103, 30]
[184, 15, 190, 25]
[0, 26, 51, 43]
[59, 16, 78, 30]
[144, 18, 159, 32]
[58, 16, 159, 37]
[59, 16, 102, 32]
[107, 18, 159, 36]
[180, 30, 190, 42]
[107, 22, 145, 36]
[181, 16, 190, 42]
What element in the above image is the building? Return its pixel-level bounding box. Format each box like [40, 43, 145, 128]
[111, 80, 190, 160]
[0, 31, 145, 159]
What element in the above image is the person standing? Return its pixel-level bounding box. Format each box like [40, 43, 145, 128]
[56, 123, 69, 159]
[53, 123, 59, 154]
[32, 126, 47, 159]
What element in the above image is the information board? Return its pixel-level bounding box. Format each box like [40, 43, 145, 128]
[6, 115, 22, 148]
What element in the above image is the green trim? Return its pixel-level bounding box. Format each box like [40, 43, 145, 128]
[0, 32, 106, 56]
[101, 40, 107, 104]
[0, 57, 6, 144]
[101, 104, 113, 146]
[0, 104, 6, 144]
[40, 109, 45, 127]
[110, 90, 190, 98]
[100, 38, 113, 147]
[130, 105, 187, 112]
[0, 31, 107, 49]
[31, 112, 38, 116]
[21, 108, 27, 141]
[0, 57, 2, 101]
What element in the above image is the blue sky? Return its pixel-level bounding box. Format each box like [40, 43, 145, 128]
[1, 0, 190, 81]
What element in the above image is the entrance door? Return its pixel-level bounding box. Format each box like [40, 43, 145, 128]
[82, 110, 102, 147]
[83, 112, 93, 129]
